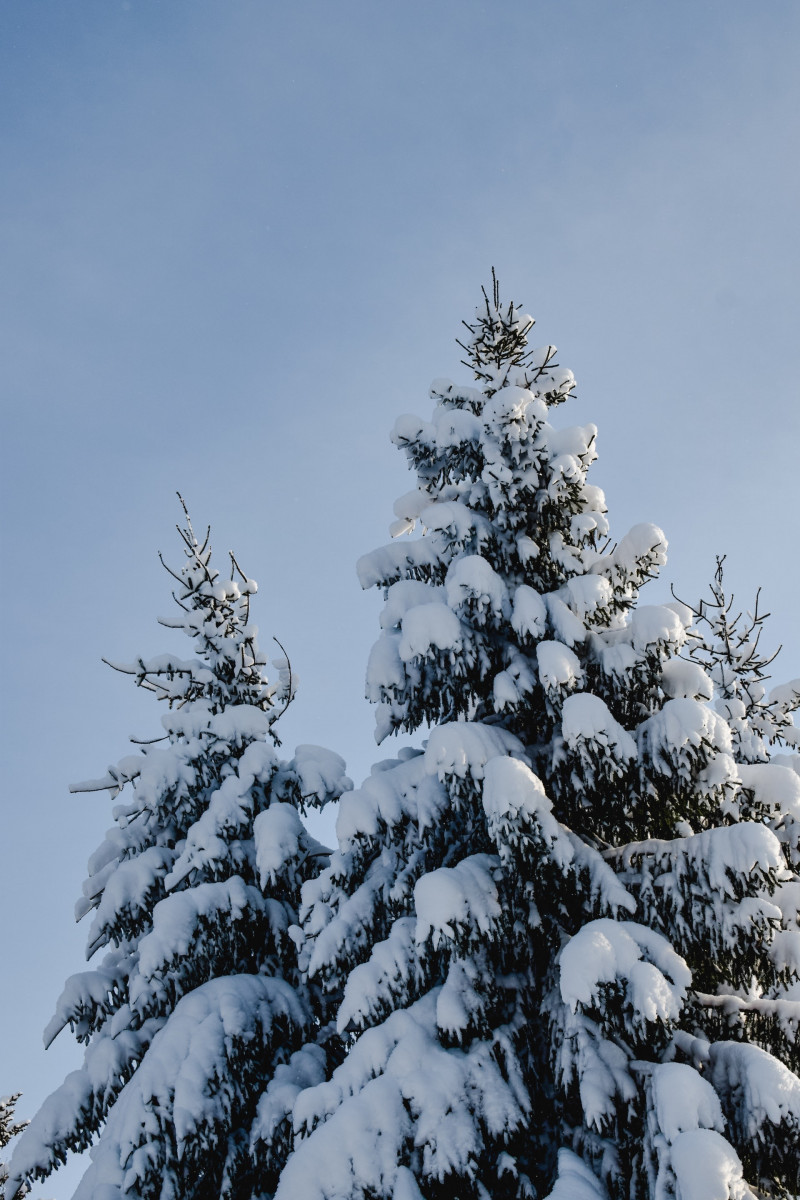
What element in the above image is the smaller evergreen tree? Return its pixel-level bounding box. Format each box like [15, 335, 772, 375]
[6, 502, 350, 1200]
[1, 1096, 27, 1193]
[679, 556, 800, 768]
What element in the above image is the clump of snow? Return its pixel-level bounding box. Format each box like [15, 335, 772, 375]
[565, 575, 612, 620]
[511, 584, 547, 642]
[379, 580, 445, 631]
[444, 555, 509, 621]
[337, 919, 417, 1034]
[738, 762, 800, 821]
[638, 698, 732, 772]
[290, 744, 351, 807]
[630, 605, 687, 655]
[398, 604, 463, 661]
[561, 694, 637, 762]
[669, 1129, 753, 1200]
[559, 919, 690, 1024]
[545, 594, 587, 647]
[414, 855, 501, 948]
[708, 1041, 800, 1138]
[537, 641, 584, 694]
[253, 803, 305, 888]
[423, 723, 525, 784]
[432, 404, 482, 449]
[651, 1063, 724, 1143]
[661, 658, 714, 701]
[542, 1149, 609, 1199]
[482, 755, 572, 870]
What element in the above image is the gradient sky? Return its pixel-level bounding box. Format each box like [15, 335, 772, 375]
[1, 3, 798, 1195]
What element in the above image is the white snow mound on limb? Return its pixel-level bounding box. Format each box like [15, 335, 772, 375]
[630, 605, 687, 653]
[511, 583, 547, 641]
[661, 659, 715, 701]
[423, 722, 525, 783]
[253, 803, 305, 888]
[542, 1148, 609, 1198]
[444, 555, 509, 619]
[707, 1041, 800, 1136]
[738, 762, 800, 821]
[537, 641, 584, 693]
[482, 756, 572, 870]
[669, 1129, 755, 1200]
[561, 694, 637, 761]
[559, 919, 690, 1021]
[651, 1063, 724, 1142]
[290, 744, 351, 806]
[414, 855, 501, 948]
[398, 604, 463, 660]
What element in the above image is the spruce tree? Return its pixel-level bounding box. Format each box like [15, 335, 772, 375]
[1, 1096, 27, 1194]
[274, 277, 800, 1200]
[5, 504, 350, 1200]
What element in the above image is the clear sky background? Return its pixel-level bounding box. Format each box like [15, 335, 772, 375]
[1, 2, 798, 1196]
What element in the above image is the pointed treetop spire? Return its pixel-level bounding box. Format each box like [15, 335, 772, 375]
[456, 268, 536, 392]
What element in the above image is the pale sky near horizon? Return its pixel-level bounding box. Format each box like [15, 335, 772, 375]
[1, 3, 799, 1196]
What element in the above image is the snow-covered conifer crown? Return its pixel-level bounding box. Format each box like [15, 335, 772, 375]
[103, 496, 294, 725]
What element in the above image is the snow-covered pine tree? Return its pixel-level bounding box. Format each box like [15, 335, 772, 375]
[271, 276, 800, 1200]
[5, 503, 350, 1200]
[1, 1096, 27, 1193]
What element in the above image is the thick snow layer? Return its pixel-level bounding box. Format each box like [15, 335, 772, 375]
[337, 918, 417, 1033]
[482, 383, 538, 436]
[414, 855, 501, 948]
[565, 575, 612, 620]
[537, 640, 584, 693]
[611, 523, 668, 576]
[511, 584, 547, 641]
[651, 1063, 724, 1142]
[132, 877, 277, 1000]
[44, 958, 130, 1048]
[542, 1149, 609, 1199]
[87, 845, 174, 950]
[356, 538, 442, 591]
[444, 555, 509, 619]
[638, 697, 732, 770]
[253, 803, 305, 888]
[290, 744, 351, 807]
[431, 404, 482, 449]
[398, 603, 463, 661]
[559, 919, 690, 1022]
[630, 605, 687, 654]
[561, 694, 637, 762]
[661, 658, 715, 701]
[333, 752, 440, 849]
[379, 580, 444, 631]
[417, 500, 493, 550]
[616, 822, 784, 902]
[492, 650, 537, 712]
[545, 594, 587, 647]
[392, 488, 432, 524]
[482, 756, 572, 871]
[366, 633, 406, 698]
[738, 762, 800, 821]
[708, 1041, 800, 1136]
[423, 723, 525, 783]
[250, 1043, 327, 1152]
[669, 1129, 753, 1200]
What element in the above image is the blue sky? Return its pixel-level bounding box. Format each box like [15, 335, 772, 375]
[1, 3, 798, 1195]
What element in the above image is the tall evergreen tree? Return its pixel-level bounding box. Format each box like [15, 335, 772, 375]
[6, 504, 350, 1200]
[272, 278, 800, 1200]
